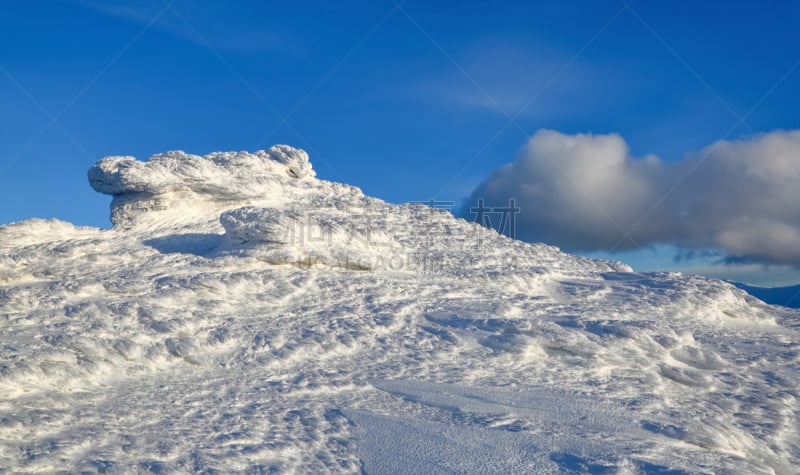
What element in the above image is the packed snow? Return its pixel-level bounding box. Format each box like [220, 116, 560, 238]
[0, 146, 798, 473]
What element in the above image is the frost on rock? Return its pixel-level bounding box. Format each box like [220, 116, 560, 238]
[88, 145, 314, 196]
[87, 145, 315, 227]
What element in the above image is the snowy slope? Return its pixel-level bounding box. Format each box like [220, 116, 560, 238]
[1, 146, 798, 473]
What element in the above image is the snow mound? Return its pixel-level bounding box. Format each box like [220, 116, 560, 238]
[220, 206, 406, 270]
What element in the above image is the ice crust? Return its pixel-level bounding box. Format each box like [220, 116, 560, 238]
[0, 146, 797, 473]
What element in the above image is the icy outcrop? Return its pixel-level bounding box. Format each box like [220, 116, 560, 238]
[88, 145, 316, 227]
[85, 146, 411, 270]
[89, 145, 314, 196]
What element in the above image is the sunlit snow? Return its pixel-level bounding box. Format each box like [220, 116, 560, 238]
[0, 146, 797, 473]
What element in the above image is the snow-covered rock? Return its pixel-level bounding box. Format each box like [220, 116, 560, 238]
[88, 145, 314, 196]
[87, 146, 316, 227]
[0, 146, 797, 473]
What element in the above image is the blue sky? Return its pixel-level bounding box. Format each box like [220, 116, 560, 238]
[2, 0, 799, 285]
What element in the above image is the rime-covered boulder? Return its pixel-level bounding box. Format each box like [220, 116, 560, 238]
[88, 145, 318, 227]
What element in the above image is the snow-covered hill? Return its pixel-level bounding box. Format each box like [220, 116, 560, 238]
[1, 147, 798, 473]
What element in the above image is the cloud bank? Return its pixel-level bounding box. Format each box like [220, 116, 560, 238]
[465, 129, 800, 266]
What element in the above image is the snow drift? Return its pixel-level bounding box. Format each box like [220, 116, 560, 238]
[0, 146, 798, 473]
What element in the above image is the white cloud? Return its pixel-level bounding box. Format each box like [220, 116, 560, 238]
[465, 129, 800, 266]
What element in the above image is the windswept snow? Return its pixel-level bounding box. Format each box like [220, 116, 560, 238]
[0, 146, 798, 473]
[219, 206, 406, 271]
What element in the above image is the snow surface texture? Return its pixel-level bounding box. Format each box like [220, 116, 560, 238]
[1, 146, 798, 473]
